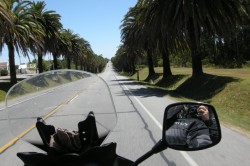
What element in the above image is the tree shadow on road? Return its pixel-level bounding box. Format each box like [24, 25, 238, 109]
[112, 78, 179, 98]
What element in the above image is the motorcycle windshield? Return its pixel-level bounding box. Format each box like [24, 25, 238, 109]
[6, 70, 117, 144]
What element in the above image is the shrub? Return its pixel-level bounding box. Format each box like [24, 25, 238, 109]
[0, 69, 8, 76]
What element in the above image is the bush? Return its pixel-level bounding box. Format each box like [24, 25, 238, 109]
[0, 69, 8, 76]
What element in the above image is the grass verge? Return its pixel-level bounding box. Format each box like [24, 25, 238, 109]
[0, 82, 13, 102]
[130, 67, 250, 137]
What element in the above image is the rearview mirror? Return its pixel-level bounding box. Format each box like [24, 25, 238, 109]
[162, 102, 221, 151]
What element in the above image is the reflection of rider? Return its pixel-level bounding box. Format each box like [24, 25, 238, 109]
[199, 106, 219, 142]
[165, 105, 212, 148]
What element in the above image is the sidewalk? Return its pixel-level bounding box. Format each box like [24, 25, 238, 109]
[0, 74, 36, 82]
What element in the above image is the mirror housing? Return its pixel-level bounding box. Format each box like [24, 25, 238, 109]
[162, 102, 221, 151]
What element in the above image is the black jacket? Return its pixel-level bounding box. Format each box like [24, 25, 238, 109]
[165, 118, 212, 148]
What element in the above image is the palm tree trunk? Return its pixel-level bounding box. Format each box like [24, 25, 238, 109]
[7, 43, 17, 84]
[146, 48, 155, 78]
[160, 38, 172, 79]
[188, 19, 203, 77]
[67, 56, 71, 69]
[83, 63, 86, 71]
[38, 54, 43, 73]
[74, 60, 78, 70]
[131, 56, 136, 73]
[52, 52, 58, 69]
[80, 60, 83, 70]
[162, 49, 172, 78]
[191, 49, 203, 76]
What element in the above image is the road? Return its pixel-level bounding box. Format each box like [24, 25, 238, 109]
[0, 63, 250, 165]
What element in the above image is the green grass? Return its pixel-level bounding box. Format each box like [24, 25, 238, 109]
[131, 67, 250, 136]
[0, 82, 13, 101]
[0, 77, 32, 102]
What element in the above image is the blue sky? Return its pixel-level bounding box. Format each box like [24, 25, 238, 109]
[0, 0, 137, 64]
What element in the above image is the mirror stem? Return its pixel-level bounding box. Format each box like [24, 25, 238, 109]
[133, 140, 166, 166]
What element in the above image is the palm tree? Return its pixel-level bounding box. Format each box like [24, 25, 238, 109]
[121, 4, 156, 77]
[29, 1, 62, 73]
[160, 0, 247, 76]
[113, 44, 139, 73]
[59, 29, 94, 71]
[1, 0, 34, 84]
[0, 0, 14, 43]
[69, 33, 83, 70]
[140, 0, 173, 79]
[75, 37, 93, 70]
[56, 29, 73, 69]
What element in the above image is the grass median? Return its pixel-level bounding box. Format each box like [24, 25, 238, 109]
[0, 82, 13, 102]
[0, 77, 28, 102]
[130, 67, 250, 137]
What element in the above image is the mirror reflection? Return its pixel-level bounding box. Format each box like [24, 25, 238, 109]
[164, 103, 221, 150]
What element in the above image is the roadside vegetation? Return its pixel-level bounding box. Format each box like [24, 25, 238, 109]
[0, 0, 108, 85]
[0, 82, 12, 101]
[112, 0, 250, 136]
[0, 0, 109, 103]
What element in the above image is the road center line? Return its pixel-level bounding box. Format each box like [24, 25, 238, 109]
[118, 78, 198, 166]
[68, 95, 79, 103]
[0, 94, 78, 154]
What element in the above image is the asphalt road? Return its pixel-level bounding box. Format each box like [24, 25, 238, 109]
[0, 63, 250, 165]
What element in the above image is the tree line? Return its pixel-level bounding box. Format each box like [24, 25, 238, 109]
[112, 0, 250, 80]
[0, 0, 107, 84]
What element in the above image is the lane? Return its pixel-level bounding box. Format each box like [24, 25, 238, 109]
[0, 74, 35, 149]
[100, 62, 250, 166]
[1, 80, 84, 153]
[119, 82, 199, 166]
[0, 74, 116, 165]
[99, 64, 191, 165]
